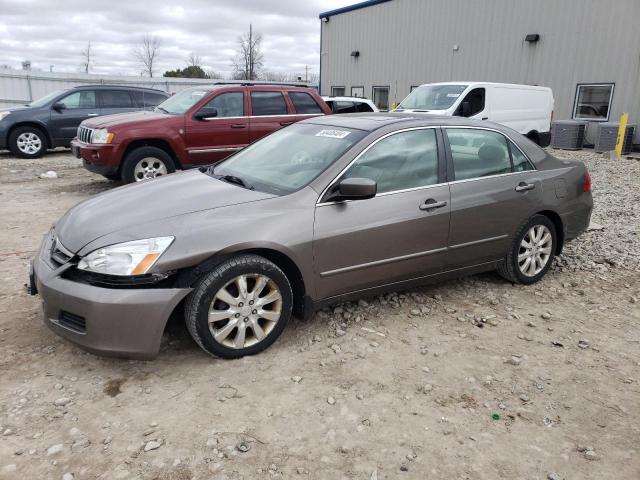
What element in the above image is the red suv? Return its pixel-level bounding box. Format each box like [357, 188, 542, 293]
[71, 84, 331, 183]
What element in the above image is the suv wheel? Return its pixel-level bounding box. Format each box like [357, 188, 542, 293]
[121, 146, 175, 184]
[497, 214, 557, 284]
[9, 126, 47, 158]
[185, 254, 293, 359]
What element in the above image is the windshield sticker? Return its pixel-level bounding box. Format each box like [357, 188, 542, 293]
[315, 129, 351, 139]
[446, 93, 461, 98]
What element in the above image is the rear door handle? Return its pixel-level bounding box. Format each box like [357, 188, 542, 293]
[419, 199, 448, 211]
[230, 124, 246, 129]
[515, 182, 535, 192]
[87, 113, 99, 116]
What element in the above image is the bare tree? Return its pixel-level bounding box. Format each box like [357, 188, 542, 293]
[231, 24, 264, 80]
[81, 41, 91, 74]
[186, 52, 201, 68]
[262, 71, 287, 82]
[205, 69, 224, 79]
[133, 34, 161, 77]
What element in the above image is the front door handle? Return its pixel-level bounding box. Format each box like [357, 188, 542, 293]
[481, 116, 489, 120]
[230, 124, 246, 129]
[515, 182, 535, 192]
[87, 113, 99, 116]
[419, 199, 448, 211]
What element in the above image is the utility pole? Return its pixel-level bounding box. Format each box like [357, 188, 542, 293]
[304, 64, 309, 82]
[249, 23, 253, 80]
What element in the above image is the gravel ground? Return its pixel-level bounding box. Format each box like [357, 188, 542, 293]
[0, 148, 639, 479]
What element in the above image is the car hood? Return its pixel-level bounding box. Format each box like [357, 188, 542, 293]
[1, 105, 30, 113]
[81, 110, 170, 129]
[55, 170, 276, 253]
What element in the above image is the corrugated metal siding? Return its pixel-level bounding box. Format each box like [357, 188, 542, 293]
[320, 0, 640, 142]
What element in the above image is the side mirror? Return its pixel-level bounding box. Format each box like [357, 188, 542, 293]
[194, 107, 218, 120]
[460, 101, 472, 117]
[329, 177, 377, 201]
[52, 102, 66, 112]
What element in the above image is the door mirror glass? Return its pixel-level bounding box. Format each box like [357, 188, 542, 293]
[52, 102, 66, 111]
[331, 177, 377, 201]
[194, 106, 218, 120]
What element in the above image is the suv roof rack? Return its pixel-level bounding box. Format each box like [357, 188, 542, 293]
[209, 80, 312, 88]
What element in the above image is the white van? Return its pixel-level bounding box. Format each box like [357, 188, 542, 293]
[393, 82, 554, 146]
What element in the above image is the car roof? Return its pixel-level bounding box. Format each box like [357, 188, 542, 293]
[72, 84, 167, 93]
[303, 112, 504, 132]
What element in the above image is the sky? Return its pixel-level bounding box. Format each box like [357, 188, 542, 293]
[0, 0, 357, 78]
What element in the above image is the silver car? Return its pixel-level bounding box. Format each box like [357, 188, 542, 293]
[29, 114, 593, 359]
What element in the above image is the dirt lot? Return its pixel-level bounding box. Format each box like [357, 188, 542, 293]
[0, 149, 639, 480]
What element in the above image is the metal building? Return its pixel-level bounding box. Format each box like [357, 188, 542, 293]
[319, 0, 640, 144]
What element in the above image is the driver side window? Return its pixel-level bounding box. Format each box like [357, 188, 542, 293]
[341, 129, 439, 194]
[455, 88, 485, 117]
[59, 90, 96, 109]
[202, 92, 244, 117]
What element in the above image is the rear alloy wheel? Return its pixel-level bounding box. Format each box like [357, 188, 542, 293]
[9, 126, 47, 158]
[498, 214, 557, 284]
[121, 146, 175, 184]
[185, 255, 293, 359]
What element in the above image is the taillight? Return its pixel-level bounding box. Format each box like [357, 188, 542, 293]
[583, 170, 591, 193]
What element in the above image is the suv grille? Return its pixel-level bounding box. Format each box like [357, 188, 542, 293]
[50, 237, 74, 267]
[78, 126, 94, 144]
[58, 311, 86, 333]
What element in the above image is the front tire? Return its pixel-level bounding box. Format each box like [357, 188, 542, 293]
[184, 254, 293, 359]
[121, 146, 175, 184]
[9, 126, 47, 158]
[498, 215, 557, 284]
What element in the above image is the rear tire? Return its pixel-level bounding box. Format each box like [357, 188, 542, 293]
[184, 254, 293, 359]
[9, 126, 47, 158]
[498, 214, 557, 285]
[526, 131, 541, 146]
[121, 146, 175, 184]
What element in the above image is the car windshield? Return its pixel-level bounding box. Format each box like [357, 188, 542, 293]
[209, 123, 366, 195]
[155, 87, 212, 114]
[28, 90, 65, 108]
[398, 84, 468, 110]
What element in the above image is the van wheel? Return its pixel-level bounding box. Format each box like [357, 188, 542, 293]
[121, 146, 175, 184]
[184, 254, 293, 359]
[9, 126, 47, 158]
[526, 131, 540, 145]
[497, 215, 557, 285]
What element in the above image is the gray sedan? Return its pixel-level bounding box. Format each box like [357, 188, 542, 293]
[30, 114, 593, 359]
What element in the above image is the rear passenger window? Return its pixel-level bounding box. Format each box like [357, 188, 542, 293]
[289, 92, 322, 114]
[251, 91, 288, 116]
[342, 129, 439, 194]
[510, 140, 534, 172]
[446, 129, 511, 181]
[100, 90, 133, 108]
[131, 91, 168, 108]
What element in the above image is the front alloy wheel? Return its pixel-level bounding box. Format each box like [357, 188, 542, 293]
[134, 157, 168, 181]
[209, 274, 283, 349]
[185, 254, 293, 358]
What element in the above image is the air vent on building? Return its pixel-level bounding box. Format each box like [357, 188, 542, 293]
[551, 120, 587, 150]
[594, 122, 636, 154]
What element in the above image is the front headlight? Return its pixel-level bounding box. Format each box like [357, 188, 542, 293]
[77, 237, 174, 276]
[90, 128, 114, 144]
[0, 111, 11, 121]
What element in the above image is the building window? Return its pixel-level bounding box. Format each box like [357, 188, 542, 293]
[573, 84, 614, 121]
[372, 86, 389, 110]
[331, 86, 345, 97]
[351, 86, 364, 98]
